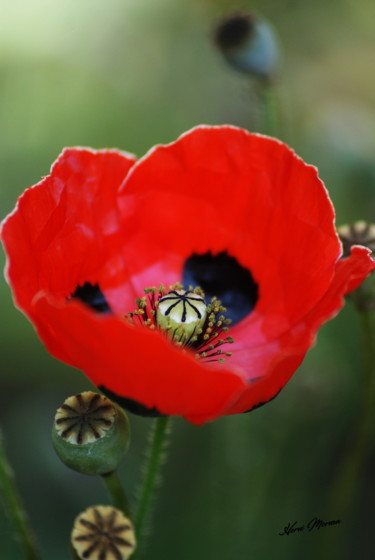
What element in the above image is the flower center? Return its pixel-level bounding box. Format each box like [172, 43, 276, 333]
[157, 289, 207, 343]
[128, 284, 234, 363]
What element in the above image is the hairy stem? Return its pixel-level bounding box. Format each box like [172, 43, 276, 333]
[0, 430, 42, 560]
[134, 417, 172, 553]
[320, 308, 375, 556]
[337, 310, 375, 509]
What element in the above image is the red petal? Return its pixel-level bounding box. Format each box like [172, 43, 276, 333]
[117, 126, 341, 340]
[1, 148, 136, 314]
[226, 245, 375, 414]
[31, 294, 246, 425]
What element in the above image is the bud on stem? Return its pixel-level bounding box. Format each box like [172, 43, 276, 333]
[52, 392, 130, 476]
[71, 505, 136, 560]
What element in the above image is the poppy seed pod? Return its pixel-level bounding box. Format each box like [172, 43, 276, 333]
[71, 505, 136, 560]
[214, 13, 280, 80]
[156, 289, 208, 343]
[52, 392, 130, 475]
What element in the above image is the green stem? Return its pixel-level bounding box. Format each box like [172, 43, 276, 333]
[0, 430, 42, 560]
[258, 81, 282, 138]
[359, 310, 375, 402]
[319, 308, 375, 556]
[102, 471, 131, 517]
[134, 417, 172, 549]
[339, 310, 375, 506]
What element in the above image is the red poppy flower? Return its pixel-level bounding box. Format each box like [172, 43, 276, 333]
[1, 126, 374, 425]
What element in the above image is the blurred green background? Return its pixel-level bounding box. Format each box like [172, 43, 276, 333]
[1, 0, 375, 558]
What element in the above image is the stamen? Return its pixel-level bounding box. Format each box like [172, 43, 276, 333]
[127, 284, 234, 364]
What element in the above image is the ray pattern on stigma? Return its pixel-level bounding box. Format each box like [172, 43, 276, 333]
[127, 283, 234, 363]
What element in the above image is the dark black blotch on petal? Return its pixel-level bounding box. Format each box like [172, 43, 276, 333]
[71, 282, 111, 313]
[183, 251, 258, 325]
[99, 386, 165, 418]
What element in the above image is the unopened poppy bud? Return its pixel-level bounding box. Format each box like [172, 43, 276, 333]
[156, 289, 207, 344]
[52, 392, 130, 476]
[71, 505, 136, 560]
[214, 12, 280, 81]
